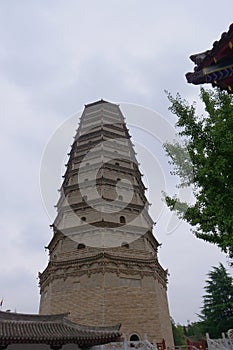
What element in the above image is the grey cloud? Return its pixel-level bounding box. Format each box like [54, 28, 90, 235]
[0, 0, 232, 325]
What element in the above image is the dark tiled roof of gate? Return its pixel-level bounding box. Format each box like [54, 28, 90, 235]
[0, 311, 121, 347]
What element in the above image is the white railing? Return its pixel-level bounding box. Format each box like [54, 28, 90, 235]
[93, 341, 203, 350]
[92, 331, 233, 350]
[228, 330, 233, 349]
[206, 332, 233, 350]
[92, 340, 157, 350]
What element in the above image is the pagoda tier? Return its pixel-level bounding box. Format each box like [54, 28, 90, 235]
[39, 100, 174, 347]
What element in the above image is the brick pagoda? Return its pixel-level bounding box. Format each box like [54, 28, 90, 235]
[39, 100, 174, 346]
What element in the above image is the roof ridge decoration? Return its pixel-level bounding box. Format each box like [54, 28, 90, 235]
[0, 310, 69, 322]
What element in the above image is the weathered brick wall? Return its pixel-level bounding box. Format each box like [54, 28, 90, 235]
[40, 269, 174, 347]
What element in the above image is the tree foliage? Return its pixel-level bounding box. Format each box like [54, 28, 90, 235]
[164, 87, 233, 258]
[171, 318, 186, 346]
[185, 322, 206, 342]
[171, 319, 205, 345]
[199, 263, 233, 337]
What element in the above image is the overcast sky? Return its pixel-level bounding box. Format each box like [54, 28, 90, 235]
[0, 0, 232, 326]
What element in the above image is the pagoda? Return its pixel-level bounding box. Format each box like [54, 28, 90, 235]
[39, 100, 174, 346]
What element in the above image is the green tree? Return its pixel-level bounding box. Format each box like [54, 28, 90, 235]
[171, 318, 186, 346]
[185, 322, 205, 342]
[164, 87, 233, 258]
[199, 263, 233, 338]
[171, 320, 206, 345]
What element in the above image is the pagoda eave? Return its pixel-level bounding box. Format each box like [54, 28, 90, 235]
[186, 23, 233, 93]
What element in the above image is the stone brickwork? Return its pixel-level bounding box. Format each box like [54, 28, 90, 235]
[40, 248, 173, 345]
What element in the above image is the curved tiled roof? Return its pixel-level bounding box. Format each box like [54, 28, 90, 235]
[186, 23, 233, 92]
[0, 311, 121, 348]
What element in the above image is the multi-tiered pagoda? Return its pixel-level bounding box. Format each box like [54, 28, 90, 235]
[39, 100, 174, 346]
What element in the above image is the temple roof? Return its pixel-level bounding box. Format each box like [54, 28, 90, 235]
[186, 23, 233, 92]
[0, 311, 121, 348]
